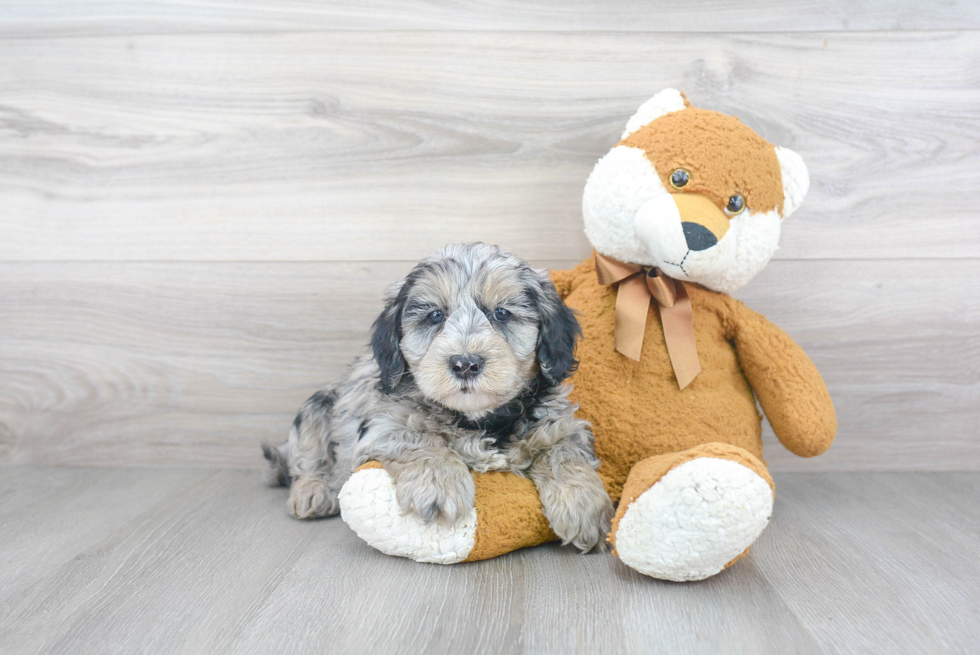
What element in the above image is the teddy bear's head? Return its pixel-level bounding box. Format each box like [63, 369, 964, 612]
[582, 89, 809, 294]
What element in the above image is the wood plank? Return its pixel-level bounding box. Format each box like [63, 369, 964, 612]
[2, 31, 979, 262]
[0, 468, 977, 653]
[1, 258, 977, 470]
[0, 467, 209, 599]
[757, 473, 980, 652]
[518, 538, 823, 654]
[0, 260, 416, 468]
[740, 259, 980, 472]
[0, 468, 206, 604]
[0, 469, 324, 654]
[2, 0, 979, 36]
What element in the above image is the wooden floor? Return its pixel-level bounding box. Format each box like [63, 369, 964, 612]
[0, 468, 977, 654]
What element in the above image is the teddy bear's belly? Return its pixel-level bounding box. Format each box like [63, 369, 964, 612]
[565, 297, 764, 502]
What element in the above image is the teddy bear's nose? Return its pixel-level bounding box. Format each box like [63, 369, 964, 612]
[682, 222, 718, 251]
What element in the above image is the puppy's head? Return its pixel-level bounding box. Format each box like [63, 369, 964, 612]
[371, 243, 580, 416]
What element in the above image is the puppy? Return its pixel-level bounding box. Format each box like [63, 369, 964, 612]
[263, 243, 612, 552]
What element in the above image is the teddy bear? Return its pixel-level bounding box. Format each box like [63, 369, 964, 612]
[338, 89, 836, 581]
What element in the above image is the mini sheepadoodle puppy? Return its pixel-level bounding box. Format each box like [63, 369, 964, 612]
[263, 243, 612, 552]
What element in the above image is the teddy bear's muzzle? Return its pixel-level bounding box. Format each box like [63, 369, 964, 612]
[670, 193, 731, 248]
[681, 221, 718, 251]
[634, 192, 733, 277]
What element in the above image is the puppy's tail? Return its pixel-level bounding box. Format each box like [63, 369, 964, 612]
[261, 440, 292, 487]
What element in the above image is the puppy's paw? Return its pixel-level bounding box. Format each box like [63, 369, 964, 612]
[537, 467, 614, 553]
[390, 459, 476, 524]
[288, 476, 338, 519]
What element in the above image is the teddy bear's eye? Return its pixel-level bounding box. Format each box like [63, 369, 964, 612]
[725, 194, 745, 215]
[669, 169, 690, 189]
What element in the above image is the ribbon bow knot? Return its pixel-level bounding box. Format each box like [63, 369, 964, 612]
[594, 252, 702, 390]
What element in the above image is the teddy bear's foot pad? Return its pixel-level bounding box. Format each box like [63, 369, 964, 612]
[615, 457, 773, 582]
[339, 466, 477, 564]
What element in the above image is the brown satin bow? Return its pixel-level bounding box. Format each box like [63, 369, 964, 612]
[594, 252, 702, 390]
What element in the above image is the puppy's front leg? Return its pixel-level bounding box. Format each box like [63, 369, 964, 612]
[385, 447, 475, 524]
[361, 431, 475, 524]
[527, 423, 613, 553]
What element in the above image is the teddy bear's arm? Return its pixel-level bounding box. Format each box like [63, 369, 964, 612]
[727, 301, 836, 457]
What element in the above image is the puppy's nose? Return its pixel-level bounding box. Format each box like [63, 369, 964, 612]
[449, 354, 484, 380]
[682, 221, 718, 251]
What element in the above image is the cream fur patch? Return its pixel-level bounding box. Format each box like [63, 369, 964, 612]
[622, 88, 687, 140]
[339, 468, 476, 565]
[775, 146, 809, 218]
[583, 145, 668, 266]
[615, 457, 773, 582]
[694, 209, 782, 294]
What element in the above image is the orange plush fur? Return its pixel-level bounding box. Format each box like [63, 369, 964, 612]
[552, 256, 836, 506]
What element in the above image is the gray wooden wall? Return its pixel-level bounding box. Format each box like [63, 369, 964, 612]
[2, 2, 978, 471]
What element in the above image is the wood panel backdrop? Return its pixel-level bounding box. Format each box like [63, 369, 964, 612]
[2, 1, 978, 471]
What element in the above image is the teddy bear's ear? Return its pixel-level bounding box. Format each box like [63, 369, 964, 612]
[775, 146, 810, 218]
[621, 88, 689, 140]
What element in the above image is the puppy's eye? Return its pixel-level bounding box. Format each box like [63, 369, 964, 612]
[492, 308, 511, 323]
[427, 310, 444, 324]
[725, 194, 745, 216]
[670, 169, 690, 189]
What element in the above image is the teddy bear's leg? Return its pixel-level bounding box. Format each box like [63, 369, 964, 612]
[339, 462, 556, 564]
[610, 443, 774, 582]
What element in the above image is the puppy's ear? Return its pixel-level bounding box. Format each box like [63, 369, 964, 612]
[371, 282, 406, 394]
[532, 269, 582, 385]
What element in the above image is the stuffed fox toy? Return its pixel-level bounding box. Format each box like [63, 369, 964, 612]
[339, 89, 836, 581]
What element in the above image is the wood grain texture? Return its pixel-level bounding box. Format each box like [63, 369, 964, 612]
[757, 473, 980, 654]
[3, 31, 979, 262]
[2, 258, 977, 470]
[3, 0, 980, 36]
[0, 467, 977, 653]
